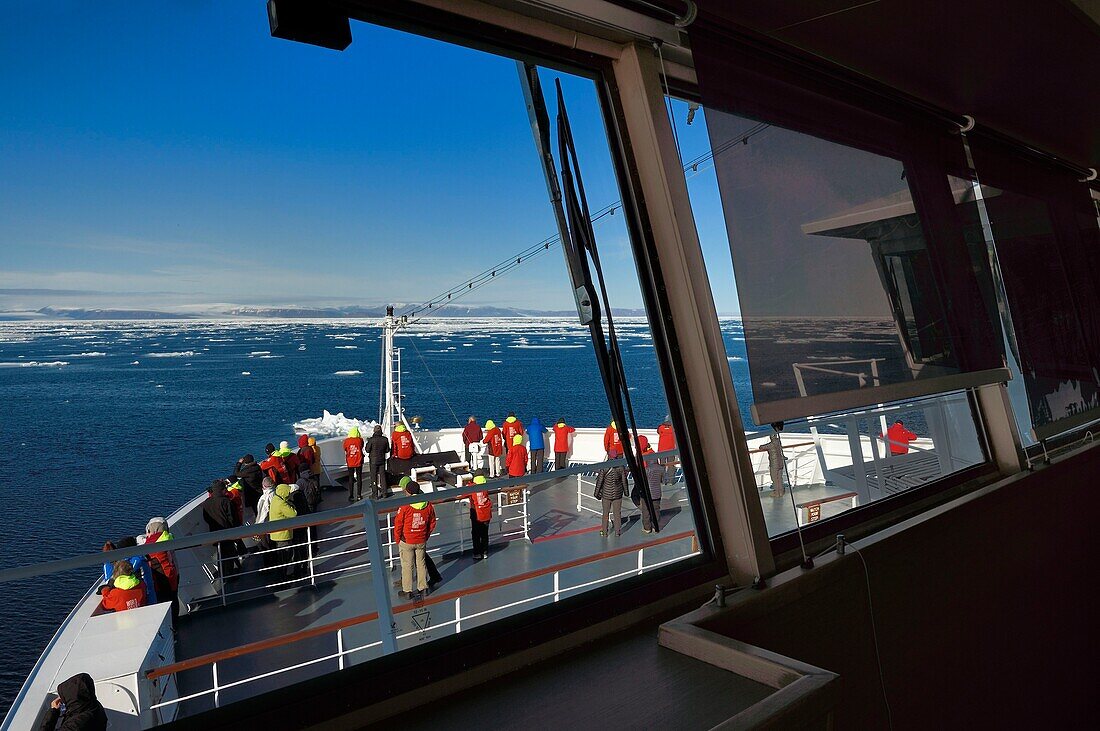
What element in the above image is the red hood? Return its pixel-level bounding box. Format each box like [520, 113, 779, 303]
[298, 434, 310, 448]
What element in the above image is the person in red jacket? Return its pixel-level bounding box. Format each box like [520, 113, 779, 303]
[603, 420, 623, 460]
[260, 443, 291, 484]
[882, 420, 917, 455]
[100, 560, 148, 612]
[506, 434, 528, 478]
[144, 518, 179, 621]
[393, 481, 437, 598]
[464, 472, 493, 560]
[501, 413, 523, 454]
[391, 423, 416, 462]
[343, 427, 365, 502]
[483, 419, 504, 478]
[552, 418, 575, 470]
[461, 416, 483, 467]
[657, 416, 677, 484]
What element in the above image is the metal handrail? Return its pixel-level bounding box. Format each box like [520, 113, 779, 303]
[0, 450, 680, 585]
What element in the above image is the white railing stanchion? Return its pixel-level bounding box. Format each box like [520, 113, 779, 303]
[363, 500, 398, 655]
[523, 488, 530, 542]
[385, 512, 395, 571]
[306, 526, 317, 587]
[455, 597, 462, 633]
[337, 629, 345, 670]
[576, 473, 583, 511]
[637, 547, 644, 575]
[216, 543, 226, 607]
[553, 572, 560, 602]
[212, 662, 220, 708]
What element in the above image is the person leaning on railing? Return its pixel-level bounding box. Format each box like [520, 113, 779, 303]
[393, 480, 437, 599]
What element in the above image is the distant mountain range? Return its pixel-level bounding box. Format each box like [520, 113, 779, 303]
[2, 304, 649, 321]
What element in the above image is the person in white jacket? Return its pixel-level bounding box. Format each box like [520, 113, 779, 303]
[254, 478, 277, 567]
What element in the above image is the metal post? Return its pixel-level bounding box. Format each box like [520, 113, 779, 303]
[337, 629, 345, 671]
[637, 547, 644, 575]
[363, 499, 399, 655]
[455, 597, 462, 633]
[212, 662, 220, 708]
[523, 489, 530, 542]
[553, 572, 560, 602]
[216, 543, 226, 607]
[385, 511, 395, 571]
[306, 526, 317, 587]
[576, 473, 583, 511]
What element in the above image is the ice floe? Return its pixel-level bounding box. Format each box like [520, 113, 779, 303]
[146, 351, 198, 358]
[294, 409, 378, 437]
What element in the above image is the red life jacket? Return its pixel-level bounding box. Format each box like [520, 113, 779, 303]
[343, 437, 365, 467]
[657, 423, 675, 452]
[483, 428, 504, 456]
[467, 491, 493, 522]
[101, 578, 147, 612]
[394, 502, 437, 544]
[284, 452, 301, 480]
[502, 419, 523, 446]
[553, 423, 575, 453]
[143, 532, 179, 591]
[604, 426, 622, 457]
[884, 423, 917, 455]
[507, 444, 528, 477]
[260, 455, 290, 483]
[392, 430, 415, 460]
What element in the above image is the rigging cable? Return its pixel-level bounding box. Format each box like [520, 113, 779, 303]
[398, 329, 463, 428]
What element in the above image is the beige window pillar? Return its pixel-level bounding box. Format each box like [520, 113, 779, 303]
[611, 42, 774, 582]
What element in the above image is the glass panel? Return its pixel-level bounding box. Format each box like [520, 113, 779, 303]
[668, 96, 989, 537]
[700, 106, 980, 425]
[0, 8, 704, 720]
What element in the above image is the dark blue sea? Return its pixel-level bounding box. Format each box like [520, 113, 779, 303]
[0, 316, 926, 712]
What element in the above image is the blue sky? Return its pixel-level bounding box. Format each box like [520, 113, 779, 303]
[0, 1, 741, 315]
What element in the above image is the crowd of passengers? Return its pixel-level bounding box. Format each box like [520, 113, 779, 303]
[97, 417, 679, 612]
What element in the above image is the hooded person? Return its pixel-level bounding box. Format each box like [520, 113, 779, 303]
[254, 478, 278, 567]
[526, 416, 548, 473]
[464, 472, 493, 559]
[225, 477, 245, 526]
[635, 439, 664, 534]
[40, 672, 107, 731]
[552, 418, 576, 470]
[101, 536, 157, 605]
[482, 419, 504, 478]
[269, 484, 299, 576]
[277, 440, 301, 482]
[260, 443, 291, 485]
[391, 423, 416, 462]
[296, 434, 316, 477]
[143, 518, 179, 619]
[603, 420, 623, 459]
[505, 433, 528, 478]
[594, 465, 628, 537]
[366, 424, 390, 499]
[99, 559, 147, 612]
[501, 413, 524, 454]
[234, 453, 264, 515]
[308, 436, 323, 481]
[202, 480, 240, 572]
[343, 426, 365, 502]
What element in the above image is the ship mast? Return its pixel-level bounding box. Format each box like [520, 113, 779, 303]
[380, 305, 415, 441]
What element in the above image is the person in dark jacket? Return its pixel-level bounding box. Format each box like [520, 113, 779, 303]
[234, 453, 264, 515]
[526, 416, 548, 473]
[461, 416, 482, 466]
[39, 673, 107, 731]
[638, 443, 664, 533]
[594, 466, 628, 537]
[202, 480, 240, 572]
[367, 425, 390, 499]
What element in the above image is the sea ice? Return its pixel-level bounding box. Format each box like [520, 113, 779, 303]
[0, 360, 69, 368]
[334, 370, 363, 376]
[146, 351, 198, 358]
[294, 409, 378, 438]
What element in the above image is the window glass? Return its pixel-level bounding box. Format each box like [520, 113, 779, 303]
[0, 7, 703, 719]
[667, 96, 988, 537]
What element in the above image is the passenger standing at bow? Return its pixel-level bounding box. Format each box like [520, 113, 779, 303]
[764, 433, 787, 498]
[506, 434, 528, 478]
[604, 420, 623, 460]
[501, 412, 523, 455]
[461, 415, 482, 467]
[99, 560, 148, 612]
[594, 465, 628, 537]
[483, 419, 504, 478]
[657, 416, 677, 485]
[367, 425, 390, 499]
[391, 423, 416, 476]
[260, 443, 291, 485]
[553, 418, 575, 470]
[882, 420, 917, 455]
[234, 453, 264, 516]
[526, 416, 548, 473]
[393, 480, 437, 598]
[464, 472, 493, 560]
[343, 426, 365, 502]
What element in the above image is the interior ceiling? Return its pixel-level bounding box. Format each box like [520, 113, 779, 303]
[640, 0, 1100, 169]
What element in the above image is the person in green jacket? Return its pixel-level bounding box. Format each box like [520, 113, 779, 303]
[269, 484, 298, 577]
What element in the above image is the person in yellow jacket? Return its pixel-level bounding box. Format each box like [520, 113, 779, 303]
[269, 484, 298, 577]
